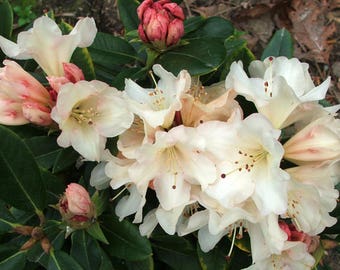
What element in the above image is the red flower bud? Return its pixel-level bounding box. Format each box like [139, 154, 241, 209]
[137, 0, 185, 50]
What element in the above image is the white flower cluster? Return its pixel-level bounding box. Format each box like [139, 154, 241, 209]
[0, 16, 339, 269]
[90, 58, 339, 269]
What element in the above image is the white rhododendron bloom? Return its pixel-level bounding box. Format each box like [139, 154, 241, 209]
[245, 241, 315, 270]
[51, 80, 133, 161]
[124, 64, 191, 128]
[284, 163, 339, 235]
[225, 57, 330, 128]
[198, 114, 289, 215]
[128, 125, 216, 210]
[0, 16, 97, 76]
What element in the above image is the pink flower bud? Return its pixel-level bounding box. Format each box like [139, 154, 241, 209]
[279, 221, 319, 253]
[58, 183, 95, 229]
[47, 63, 85, 93]
[0, 60, 55, 126]
[63, 63, 85, 83]
[137, 0, 185, 50]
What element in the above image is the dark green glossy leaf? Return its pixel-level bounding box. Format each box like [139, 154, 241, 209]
[111, 67, 144, 89]
[86, 221, 109, 244]
[152, 235, 201, 270]
[48, 250, 83, 270]
[184, 16, 205, 35]
[185, 17, 234, 40]
[52, 147, 79, 173]
[197, 241, 230, 270]
[221, 36, 255, 79]
[101, 214, 152, 261]
[0, 200, 18, 233]
[71, 230, 102, 270]
[0, 125, 46, 212]
[261, 28, 294, 60]
[91, 190, 110, 217]
[40, 169, 65, 205]
[98, 248, 114, 270]
[0, 0, 12, 38]
[72, 47, 96, 80]
[157, 39, 226, 76]
[0, 250, 26, 270]
[89, 32, 139, 71]
[126, 256, 154, 270]
[0, 0, 13, 62]
[117, 0, 140, 32]
[24, 136, 60, 169]
[4, 125, 45, 139]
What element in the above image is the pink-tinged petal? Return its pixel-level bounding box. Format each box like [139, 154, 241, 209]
[284, 116, 340, 165]
[2, 60, 52, 105]
[65, 183, 92, 215]
[0, 99, 28, 125]
[22, 101, 52, 126]
[63, 63, 85, 82]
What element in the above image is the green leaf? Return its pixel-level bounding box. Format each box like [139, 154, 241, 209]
[197, 242, 230, 270]
[72, 47, 96, 80]
[89, 32, 139, 71]
[157, 38, 226, 76]
[101, 214, 152, 261]
[261, 28, 294, 60]
[58, 20, 96, 80]
[0, 200, 19, 233]
[0, 0, 13, 62]
[0, 250, 26, 270]
[98, 248, 114, 270]
[184, 16, 205, 35]
[71, 230, 103, 270]
[52, 147, 79, 173]
[185, 17, 234, 40]
[40, 169, 65, 205]
[152, 235, 201, 270]
[117, 0, 140, 32]
[48, 250, 83, 270]
[86, 221, 109, 244]
[24, 136, 60, 169]
[0, 0, 12, 38]
[126, 256, 154, 270]
[91, 190, 110, 217]
[221, 36, 255, 79]
[111, 67, 144, 89]
[0, 125, 46, 212]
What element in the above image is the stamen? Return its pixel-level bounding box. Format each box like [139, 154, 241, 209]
[149, 70, 158, 88]
[110, 186, 128, 202]
[227, 225, 237, 258]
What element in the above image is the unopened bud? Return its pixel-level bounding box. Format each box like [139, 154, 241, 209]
[137, 0, 185, 50]
[58, 183, 95, 229]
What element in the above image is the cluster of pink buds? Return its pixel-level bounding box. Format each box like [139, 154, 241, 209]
[137, 0, 185, 50]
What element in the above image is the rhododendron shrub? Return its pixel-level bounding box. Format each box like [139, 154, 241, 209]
[0, 1, 338, 269]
